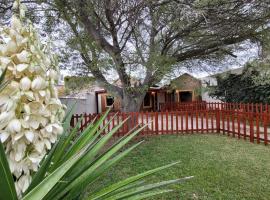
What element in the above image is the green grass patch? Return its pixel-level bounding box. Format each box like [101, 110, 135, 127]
[84, 134, 270, 200]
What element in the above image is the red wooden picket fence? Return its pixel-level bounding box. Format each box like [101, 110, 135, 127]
[159, 101, 270, 113]
[71, 104, 270, 145]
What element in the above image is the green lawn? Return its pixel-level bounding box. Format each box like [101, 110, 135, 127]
[84, 134, 270, 200]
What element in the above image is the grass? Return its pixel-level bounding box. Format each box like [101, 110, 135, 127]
[84, 134, 270, 200]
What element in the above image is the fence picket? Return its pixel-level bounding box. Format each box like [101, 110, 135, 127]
[256, 113, 260, 144]
[176, 112, 179, 134]
[249, 113, 254, 143]
[237, 111, 240, 139]
[70, 102, 269, 146]
[263, 112, 268, 145]
[201, 112, 204, 134]
[186, 111, 189, 133]
[206, 111, 209, 133]
[232, 111, 235, 137]
[243, 114, 247, 140]
[171, 112, 174, 134]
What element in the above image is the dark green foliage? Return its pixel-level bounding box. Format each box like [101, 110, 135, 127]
[64, 76, 96, 92]
[208, 65, 270, 103]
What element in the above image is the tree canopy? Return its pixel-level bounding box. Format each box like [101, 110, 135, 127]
[1, 0, 270, 111]
[208, 60, 270, 103]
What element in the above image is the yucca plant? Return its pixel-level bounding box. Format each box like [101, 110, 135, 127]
[0, 105, 192, 200]
[0, 69, 192, 199]
[0, 1, 192, 199]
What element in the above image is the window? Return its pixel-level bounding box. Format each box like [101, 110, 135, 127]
[179, 91, 193, 102]
[143, 92, 152, 107]
[106, 96, 114, 107]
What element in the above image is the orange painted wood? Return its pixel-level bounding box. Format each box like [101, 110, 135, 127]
[201, 112, 204, 134]
[181, 112, 183, 133]
[237, 111, 241, 139]
[171, 112, 174, 134]
[232, 111, 235, 137]
[161, 112, 164, 134]
[196, 112, 199, 132]
[146, 112, 149, 135]
[206, 111, 209, 133]
[227, 111, 230, 136]
[243, 113, 247, 140]
[221, 110, 225, 134]
[263, 112, 268, 145]
[166, 111, 169, 134]
[71, 102, 270, 141]
[112, 113, 115, 129]
[216, 109, 220, 133]
[141, 112, 144, 135]
[116, 113, 120, 136]
[186, 111, 189, 133]
[176, 112, 179, 133]
[191, 112, 194, 133]
[155, 112, 159, 135]
[151, 112, 154, 134]
[249, 113, 254, 143]
[256, 113, 260, 144]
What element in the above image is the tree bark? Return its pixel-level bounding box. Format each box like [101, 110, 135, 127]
[121, 90, 145, 112]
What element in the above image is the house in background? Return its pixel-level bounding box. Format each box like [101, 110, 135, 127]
[59, 73, 202, 114]
[95, 85, 166, 113]
[58, 67, 250, 114]
[168, 73, 202, 102]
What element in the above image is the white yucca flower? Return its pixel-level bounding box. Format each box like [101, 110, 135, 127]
[20, 77, 31, 91]
[0, 0, 65, 196]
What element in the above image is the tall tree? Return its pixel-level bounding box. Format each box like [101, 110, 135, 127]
[2, 0, 270, 111]
[208, 63, 270, 103]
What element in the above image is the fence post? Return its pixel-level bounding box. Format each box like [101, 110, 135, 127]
[249, 113, 254, 143]
[155, 112, 159, 135]
[263, 111, 268, 145]
[70, 115, 75, 128]
[216, 108, 220, 133]
[215, 108, 220, 133]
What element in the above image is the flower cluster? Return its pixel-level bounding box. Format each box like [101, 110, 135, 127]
[0, 1, 65, 196]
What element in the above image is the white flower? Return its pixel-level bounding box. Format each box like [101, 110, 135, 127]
[23, 91, 34, 100]
[7, 119, 21, 133]
[20, 118, 29, 129]
[6, 39, 18, 54]
[0, 96, 14, 112]
[16, 63, 28, 72]
[11, 16, 22, 31]
[0, 111, 14, 129]
[0, 56, 11, 67]
[14, 132, 24, 141]
[13, 1, 19, 10]
[34, 140, 45, 153]
[39, 90, 46, 97]
[0, 131, 9, 142]
[0, 1, 65, 196]
[24, 130, 35, 142]
[28, 153, 43, 164]
[52, 123, 63, 135]
[31, 76, 46, 91]
[13, 50, 30, 63]
[13, 142, 26, 161]
[20, 77, 31, 91]
[49, 69, 58, 80]
[16, 174, 31, 193]
[0, 44, 8, 56]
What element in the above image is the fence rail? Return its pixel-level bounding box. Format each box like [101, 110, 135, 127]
[71, 103, 270, 145]
[159, 101, 270, 113]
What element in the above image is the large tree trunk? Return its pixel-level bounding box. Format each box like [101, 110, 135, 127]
[120, 91, 146, 132]
[121, 90, 145, 112]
